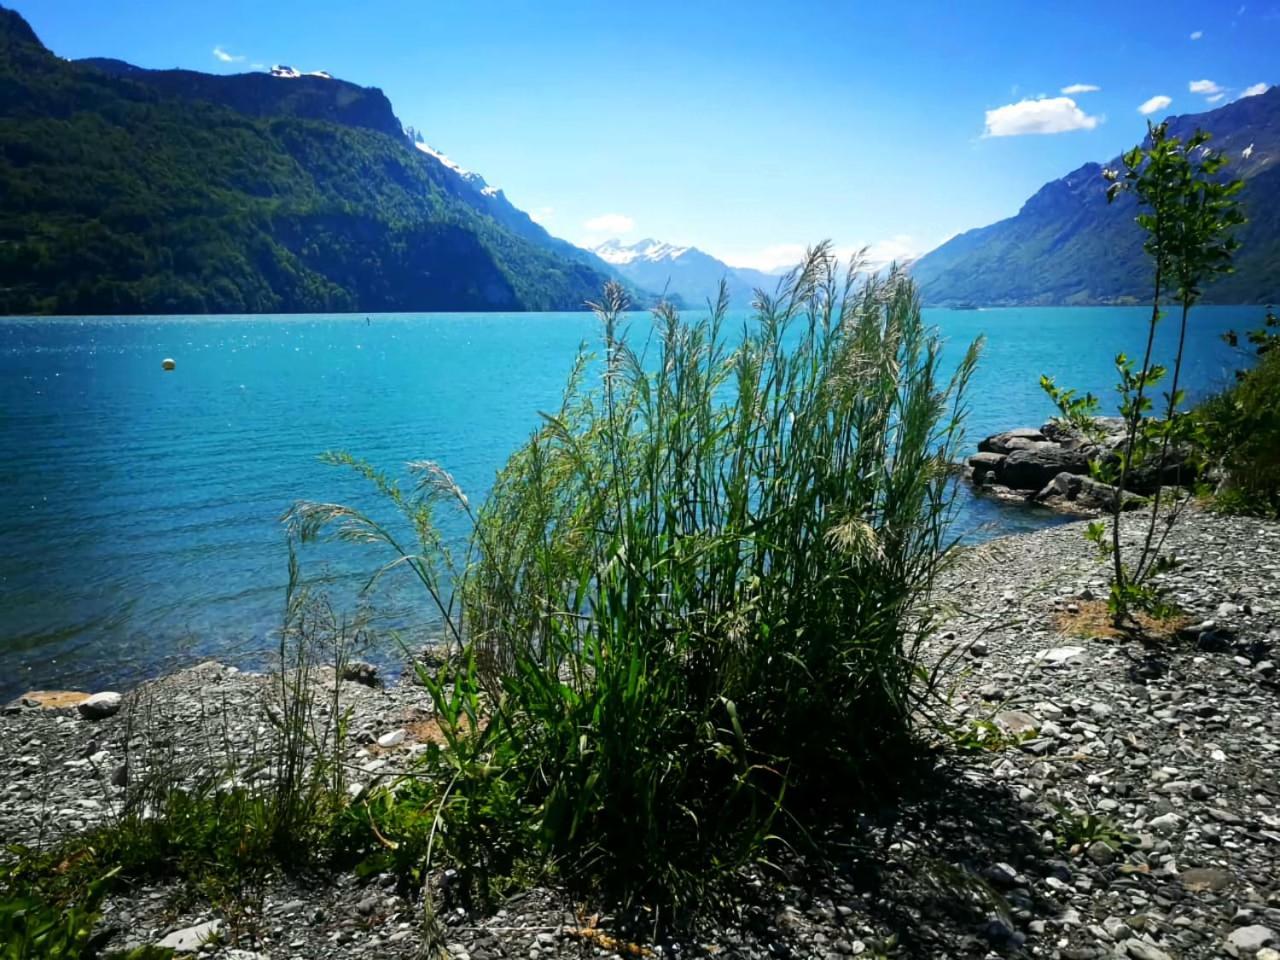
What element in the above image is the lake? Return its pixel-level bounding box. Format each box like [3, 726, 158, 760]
[0, 305, 1261, 697]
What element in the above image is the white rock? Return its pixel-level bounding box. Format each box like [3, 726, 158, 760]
[77, 692, 122, 720]
[1228, 926, 1276, 954]
[1039, 646, 1086, 664]
[376, 728, 406, 748]
[157, 919, 222, 952]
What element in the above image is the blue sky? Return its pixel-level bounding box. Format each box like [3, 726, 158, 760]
[20, 0, 1278, 270]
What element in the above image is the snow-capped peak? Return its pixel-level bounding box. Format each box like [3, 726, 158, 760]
[592, 238, 692, 265]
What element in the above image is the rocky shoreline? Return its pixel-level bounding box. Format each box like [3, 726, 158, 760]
[965, 418, 1195, 516]
[2, 509, 1278, 959]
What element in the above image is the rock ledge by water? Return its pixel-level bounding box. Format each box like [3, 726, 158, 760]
[966, 418, 1197, 516]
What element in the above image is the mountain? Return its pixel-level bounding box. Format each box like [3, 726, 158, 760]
[401, 130, 664, 304]
[912, 87, 1280, 306]
[75, 57, 407, 140]
[591, 238, 779, 307]
[0, 4, 618, 314]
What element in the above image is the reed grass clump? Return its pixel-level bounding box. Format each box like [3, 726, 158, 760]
[293, 243, 980, 912]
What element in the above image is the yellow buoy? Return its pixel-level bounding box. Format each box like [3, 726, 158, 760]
[162, 358, 176, 371]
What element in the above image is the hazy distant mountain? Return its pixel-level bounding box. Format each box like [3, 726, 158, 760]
[912, 87, 1280, 306]
[591, 238, 781, 307]
[731, 264, 786, 293]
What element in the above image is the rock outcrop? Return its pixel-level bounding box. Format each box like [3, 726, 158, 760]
[966, 418, 1197, 515]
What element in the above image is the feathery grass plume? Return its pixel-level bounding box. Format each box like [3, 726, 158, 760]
[293, 243, 981, 915]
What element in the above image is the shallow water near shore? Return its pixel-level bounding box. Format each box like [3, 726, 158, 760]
[0, 304, 1259, 696]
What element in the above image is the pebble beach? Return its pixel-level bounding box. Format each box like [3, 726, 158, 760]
[3, 508, 1278, 959]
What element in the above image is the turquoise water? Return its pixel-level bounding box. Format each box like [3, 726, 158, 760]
[0, 305, 1259, 696]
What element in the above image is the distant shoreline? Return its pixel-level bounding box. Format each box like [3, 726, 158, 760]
[0, 300, 1273, 320]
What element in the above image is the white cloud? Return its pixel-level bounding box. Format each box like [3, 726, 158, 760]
[863, 234, 921, 268]
[1189, 79, 1223, 95]
[1138, 94, 1173, 115]
[1190, 30, 1204, 39]
[721, 243, 808, 273]
[1241, 82, 1271, 97]
[722, 236, 920, 274]
[212, 46, 245, 63]
[582, 213, 635, 235]
[983, 96, 1101, 137]
[1207, 93, 1226, 103]
[1061, 83, 1100, 95]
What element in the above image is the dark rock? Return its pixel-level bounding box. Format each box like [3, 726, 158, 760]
[340, 661, 381, 687]
[1197, 629, 1236, 653]
[1033, 471, 1147, 513]
[997, 445, 1094, 491]
[1128, 657, 1168, 684]
[1087, 840, 1118, 865]
[968, 451, 1006, 483]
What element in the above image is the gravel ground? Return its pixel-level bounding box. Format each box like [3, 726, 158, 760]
[2, 508, 1278, 959]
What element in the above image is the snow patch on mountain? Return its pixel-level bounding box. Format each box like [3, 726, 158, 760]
[592, 238, 692, 265]
[405, 127, 495, 193]
[270, 65, 332, 79]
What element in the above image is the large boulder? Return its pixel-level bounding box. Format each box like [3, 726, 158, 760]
[1040, 417, 1126, 446]
[978, 427, 1047, 455]
[996, 444, 1093, 491]
[968, 451, 1005, 483]
[1033, 471, 1146, 513]
[77, 691, 122, 721]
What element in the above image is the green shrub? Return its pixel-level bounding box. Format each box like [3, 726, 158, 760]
[1196, 310, 1280, 516]
[0, 867, 173, 960]
[294, 244, 980, 913]
[0, 883, 104, 960]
